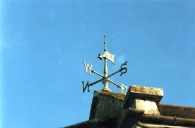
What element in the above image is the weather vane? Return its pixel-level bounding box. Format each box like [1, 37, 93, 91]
[82, 36, 128, 94]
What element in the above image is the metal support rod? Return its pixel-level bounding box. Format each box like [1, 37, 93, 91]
[109, 79, 121, 88]
[91, 70, 104, 77]
[104, 58, 108, 77]
[83, 65, 127, 89]
[102, 35, 111, 91]
[103, 35, 108, 77]
[107, 67, 127, 78]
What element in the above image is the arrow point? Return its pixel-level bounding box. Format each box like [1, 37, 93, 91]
[98, 54, 103, 60]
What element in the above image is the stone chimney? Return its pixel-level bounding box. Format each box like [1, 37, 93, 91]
[89, 85, 164, 127]
[123, 85, 163, 115]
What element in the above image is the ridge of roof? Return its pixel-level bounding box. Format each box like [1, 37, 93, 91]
[95, 90, 126, 100]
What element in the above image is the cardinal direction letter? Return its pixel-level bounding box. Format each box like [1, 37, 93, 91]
[82, 81, 90, 93]
[83, 61, 93, 75]
[119, 83, 127, 94]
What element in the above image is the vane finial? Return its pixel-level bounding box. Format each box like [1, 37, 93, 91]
[104, 35, 107, 51]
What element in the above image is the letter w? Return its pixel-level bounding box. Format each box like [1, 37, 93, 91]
[83, 61, 93, 74]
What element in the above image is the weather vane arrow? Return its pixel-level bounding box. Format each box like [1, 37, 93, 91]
[82, 35, 128, 94]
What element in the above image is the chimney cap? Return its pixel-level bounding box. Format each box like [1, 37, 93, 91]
[123, 85, 164, 108]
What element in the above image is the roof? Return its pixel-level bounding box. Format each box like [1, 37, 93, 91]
[65, 85, 195, 128]
[95, 90, 195, 119]
[64, 118, 116, 128]
[158, 104, 195, 119]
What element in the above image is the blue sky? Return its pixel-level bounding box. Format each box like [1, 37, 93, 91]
[1, 0, 195, 127]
